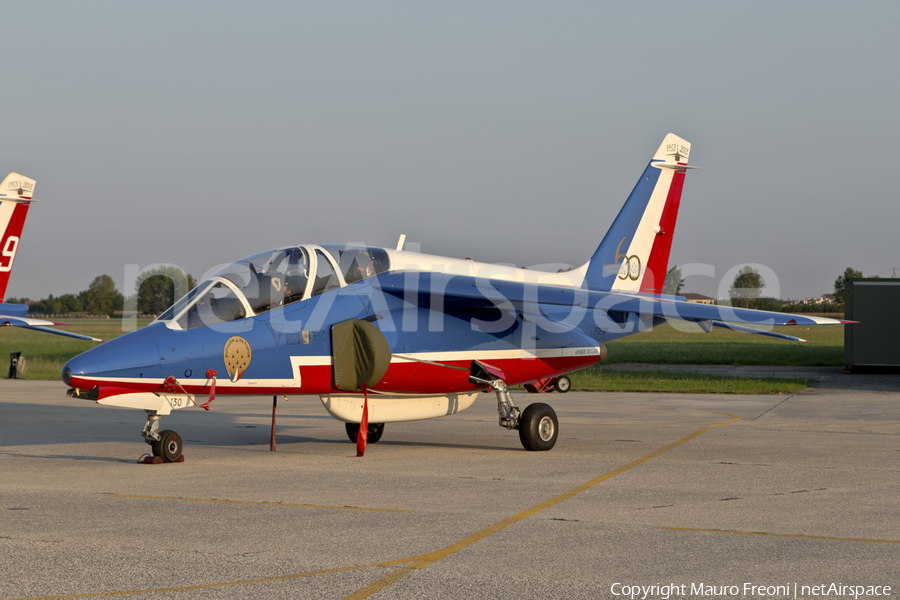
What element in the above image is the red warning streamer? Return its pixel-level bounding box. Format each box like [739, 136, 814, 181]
[356, 384, 368, 457]
[201, 369, 217, 410]
[159, 374, 214, 412]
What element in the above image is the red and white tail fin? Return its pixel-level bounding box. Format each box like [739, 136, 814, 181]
[0, 173, 36, 300]
[582, 134, 695, 294]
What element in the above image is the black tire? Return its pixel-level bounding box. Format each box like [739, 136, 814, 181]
[345, 422, 385, 444]
[152, 430, 183, 463]
[553, 376, 571, 394]
[518, 403, 558, 451]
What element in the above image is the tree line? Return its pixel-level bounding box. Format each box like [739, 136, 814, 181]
[664, 265, 866, 313]
[6, 266, 196, 317]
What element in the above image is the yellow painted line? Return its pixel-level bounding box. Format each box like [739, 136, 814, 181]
[15, 413, 737, 600]
[658, 527, 900, 544]
[342, 412, 741, 599]
[104, 493, 409, 513]
[10, 559, 416, 600]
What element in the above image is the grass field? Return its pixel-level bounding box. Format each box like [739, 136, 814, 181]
[602, 318, 844, 366]
[1, 319, 151, 381]
[568, 370, 814, 394]
[1, 316, 846, 394]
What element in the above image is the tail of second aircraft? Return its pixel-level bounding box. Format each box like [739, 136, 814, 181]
[0, 173, 36, 300]
[581, 134, 694, 294]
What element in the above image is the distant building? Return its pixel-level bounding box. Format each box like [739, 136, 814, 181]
[798, 294, 836, 306]
[681, 292, 715, 305]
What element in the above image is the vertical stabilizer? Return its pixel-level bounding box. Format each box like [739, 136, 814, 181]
[581, 134, 694, 293]
[0, 173, 36, 299]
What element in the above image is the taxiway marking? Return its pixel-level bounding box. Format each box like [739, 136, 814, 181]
[12, 412, 739, 600]
[341, 411, 742, 599]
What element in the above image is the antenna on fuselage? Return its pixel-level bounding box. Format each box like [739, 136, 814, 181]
[396, 234, 406, 251]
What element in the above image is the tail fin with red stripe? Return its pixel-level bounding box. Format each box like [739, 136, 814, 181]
[0, 173, 36, 300]
[581, 134, 695, 294]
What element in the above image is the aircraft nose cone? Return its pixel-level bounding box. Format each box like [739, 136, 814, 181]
[62, 322, 168, 384]
[62, 353, 99, 385]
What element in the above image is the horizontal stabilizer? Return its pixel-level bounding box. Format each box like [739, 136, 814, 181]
[654, 163, 699, 171]
[711, 320, 807, 342]
[1, 316, 103, 341]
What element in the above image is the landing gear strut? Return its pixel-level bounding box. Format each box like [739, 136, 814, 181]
[488, 379, 521, 430]
[470, 364, 559, 451]
[142, 411, 184, 463]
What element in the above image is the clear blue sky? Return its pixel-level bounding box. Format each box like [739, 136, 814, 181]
[3, 1, 898, 301]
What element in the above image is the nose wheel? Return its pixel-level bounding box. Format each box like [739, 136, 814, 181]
[152, 430, 184, 462]
[142, 411, 184, 463]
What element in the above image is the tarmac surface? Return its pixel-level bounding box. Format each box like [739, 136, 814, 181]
[1, 372, 899, 600]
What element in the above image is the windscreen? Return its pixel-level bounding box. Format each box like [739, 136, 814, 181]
[320, 245, 390, 285]
[178, 280, 247, 329]
[156, 246, 312, 329]
[210, 247, 310, 313]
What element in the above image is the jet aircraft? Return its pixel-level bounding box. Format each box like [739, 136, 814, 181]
[62, 134, 848, 461]
[0, 173, 101, 342]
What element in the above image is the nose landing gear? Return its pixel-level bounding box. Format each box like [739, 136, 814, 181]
[141, 411, 184, 463]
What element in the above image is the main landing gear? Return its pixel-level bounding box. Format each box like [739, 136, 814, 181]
[345, 422, 385, 444]
[469, 364, 560, 451]
[142, 411, 184, 463]
[489, 379, 559, 451]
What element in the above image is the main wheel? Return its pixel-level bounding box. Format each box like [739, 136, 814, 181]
[518, 403, 558, 451]
[345, 422, 385, 444]
[554, 375, 571, 393]
[152, 430, 183, 463]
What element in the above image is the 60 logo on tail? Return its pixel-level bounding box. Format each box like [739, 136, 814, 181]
[615, 237, 641, 281]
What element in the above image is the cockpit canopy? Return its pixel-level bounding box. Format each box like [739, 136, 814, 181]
[155, 245, 390, 329]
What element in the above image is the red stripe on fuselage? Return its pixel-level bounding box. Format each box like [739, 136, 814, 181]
[68, 354, 600, 399]
[640, 170, 685, 293]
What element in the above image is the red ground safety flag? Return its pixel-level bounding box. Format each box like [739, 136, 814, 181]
[356, 385, 369, 457]
[201, 369, 217, 410]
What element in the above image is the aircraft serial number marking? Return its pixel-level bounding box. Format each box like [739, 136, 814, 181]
[0, 236, 19, 272]
[472, 283, 500, 292]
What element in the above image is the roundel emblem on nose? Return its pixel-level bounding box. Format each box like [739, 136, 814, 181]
[223, 336, 252, 382]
